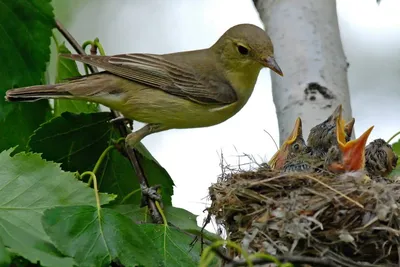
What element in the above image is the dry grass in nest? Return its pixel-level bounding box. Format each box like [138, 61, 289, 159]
[208, 167, 400, 267]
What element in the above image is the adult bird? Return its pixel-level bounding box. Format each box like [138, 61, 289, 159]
[6, 24, 283, 148]
[365, 139, 398, 177]
[268, 117, 307, 170]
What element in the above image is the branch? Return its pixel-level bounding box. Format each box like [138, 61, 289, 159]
[220, 250, 336, 267]
[54, 19, 162, 223]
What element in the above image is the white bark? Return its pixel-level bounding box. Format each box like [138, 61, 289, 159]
[254, 0, 352, 145]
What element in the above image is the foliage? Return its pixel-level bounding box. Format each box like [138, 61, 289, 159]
[391, 138, 400, 177]
[0, 0, 220, 266]
[0, 0, 53, 151]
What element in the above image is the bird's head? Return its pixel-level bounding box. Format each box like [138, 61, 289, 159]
[307, 104, 345, 149]
[213, 24, 283, 76]
[269, 117, 305, 169]
[335, 113, 374, 172]
[344, 118, 355, 141]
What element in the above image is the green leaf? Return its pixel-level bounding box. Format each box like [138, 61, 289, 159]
[138, 224, 201, 266]
[0, 0, 54, 151]
[0, 236, 11, 267]
[0, 218, 75, 267]
[43, 205, 202, 267]
[53, 43, 99, 116]
[392, 139, 400, 162]
[112, 205, 221, 242]
[391, 168, 400, 178]
[0, 149, 114, 265]
[28, 112, 174, 205]
[42, 205, 161, 267]
[390, 139, 400, 178]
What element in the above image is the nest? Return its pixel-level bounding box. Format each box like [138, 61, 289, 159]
[208, 168, 400, 267]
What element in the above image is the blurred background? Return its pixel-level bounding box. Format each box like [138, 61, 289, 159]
[51, 0, 400, 230]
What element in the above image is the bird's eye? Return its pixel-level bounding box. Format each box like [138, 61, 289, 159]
[293, 143, 300, 151]
[237, 45, 249, 55]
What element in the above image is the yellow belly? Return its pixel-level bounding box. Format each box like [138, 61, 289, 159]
[91, 85, 244, 129]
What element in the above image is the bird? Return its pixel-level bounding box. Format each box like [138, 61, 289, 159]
[325, 115, 374, 174]
[364, 139, 398, 177]
[5, 24, 283, 148]
[268, 117, 307, 170]
[307, 105, 354, 157]
[283, 115, 368, 174]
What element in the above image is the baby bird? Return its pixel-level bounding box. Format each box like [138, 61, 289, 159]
[307, 105, 354, 157]
[268, 117, 307, 170]
[325, 114, 374, 174]
[365, 139, 398, 177]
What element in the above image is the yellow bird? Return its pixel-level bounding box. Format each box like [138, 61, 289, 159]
[5, 24, 283, 147]
[268, 117, 306, 170]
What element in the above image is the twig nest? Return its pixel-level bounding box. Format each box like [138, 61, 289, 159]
[208, 169, 400, 266]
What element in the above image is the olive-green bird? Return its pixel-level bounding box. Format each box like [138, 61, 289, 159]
[5, 24, 283, 147]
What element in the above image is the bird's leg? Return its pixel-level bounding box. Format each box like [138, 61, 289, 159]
[125, 123, 169, 207]
[109, 116, 134, 130]
[125, 123, 168, 148]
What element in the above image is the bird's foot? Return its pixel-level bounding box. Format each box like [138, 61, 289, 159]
[109, 116, 133, 130]
[140, 184, 162, 208]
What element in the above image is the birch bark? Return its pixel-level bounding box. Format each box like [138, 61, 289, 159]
[254, 0, 352, 144]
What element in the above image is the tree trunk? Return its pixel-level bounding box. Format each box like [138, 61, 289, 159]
[253, 0, 352, 145]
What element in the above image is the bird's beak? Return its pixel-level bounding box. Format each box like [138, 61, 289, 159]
[337, 125, 374, 171]
[287, 117, 302, 144]
[268, 118, 302, 169]
[344, 118, 355, 138]
[262, 56, 283, 76]
[328, 104, 343, 124]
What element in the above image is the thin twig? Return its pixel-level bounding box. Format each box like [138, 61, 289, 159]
[55, 19, 162, 223]
[211, 246, 336, 267]
[229, 254, 336, 267]
[55, 20, 97, 73]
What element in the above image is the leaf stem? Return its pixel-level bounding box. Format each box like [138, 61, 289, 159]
[51, 32, 60, 48]
[85, 145, 114, 186]
[120, 188, 141, 204]
[93, 38, 106, 56]
[81, 171, 101, 212]
[93, 145, 114, 175]
[200, 240, 253, 267]
[155, 201, 167, 226]
[387, 130, 400, 144]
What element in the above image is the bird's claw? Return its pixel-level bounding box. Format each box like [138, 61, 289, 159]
[140, 184, 162, 208]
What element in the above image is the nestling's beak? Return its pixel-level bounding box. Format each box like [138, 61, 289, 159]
[328, 104, 343, 124]
[337, 122, 374, 171]
[262, 56, 283, 76]
[268, 117, 302, 169]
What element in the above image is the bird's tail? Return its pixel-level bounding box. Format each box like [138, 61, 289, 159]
[5, 72, 120, 103]
[5, 83, 72, 102]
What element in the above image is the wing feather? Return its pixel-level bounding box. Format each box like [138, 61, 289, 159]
[61, 53, 237, 104]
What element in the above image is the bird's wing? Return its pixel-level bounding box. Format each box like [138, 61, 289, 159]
[61, 53, 238, 105]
